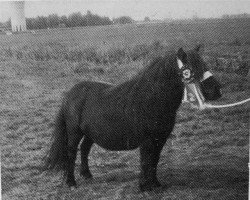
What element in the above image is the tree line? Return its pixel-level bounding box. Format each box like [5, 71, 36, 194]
[0, 11, 134, 30]
[221, 13, 250, 19]
[26, 11, 134, 30]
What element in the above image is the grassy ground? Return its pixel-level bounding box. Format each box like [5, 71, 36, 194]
[1, 19, 249, 199]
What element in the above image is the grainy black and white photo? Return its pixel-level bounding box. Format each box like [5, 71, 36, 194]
[0, 0, 249, 199]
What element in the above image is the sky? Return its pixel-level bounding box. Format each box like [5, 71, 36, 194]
[0, 0, 250, 22]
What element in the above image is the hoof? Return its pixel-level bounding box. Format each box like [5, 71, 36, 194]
[66, 179, 77, 188]
[70, 186, 77, 191]
[152, 180, 162, 188]
[80, 171, 93, 179]
[139, 181, 162, 192]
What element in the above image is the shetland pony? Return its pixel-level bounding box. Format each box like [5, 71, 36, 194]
[44, 46, 222, 191]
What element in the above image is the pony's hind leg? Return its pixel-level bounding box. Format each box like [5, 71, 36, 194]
[66, 126, 83, 188]
[80, 135, 93, 179]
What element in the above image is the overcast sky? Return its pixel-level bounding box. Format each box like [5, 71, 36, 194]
[0, 0, 249, 22]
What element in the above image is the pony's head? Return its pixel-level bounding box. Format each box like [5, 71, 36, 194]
[177, 45, 222, 103]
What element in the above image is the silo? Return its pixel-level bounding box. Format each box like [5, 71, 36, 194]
[10, 1, 27, 32]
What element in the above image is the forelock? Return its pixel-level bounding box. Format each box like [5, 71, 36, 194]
[187, 50, 206, 80]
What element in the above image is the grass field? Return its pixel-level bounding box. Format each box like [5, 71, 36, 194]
[1, 18, 249, 199]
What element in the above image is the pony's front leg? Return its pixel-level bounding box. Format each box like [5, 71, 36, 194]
[139, 136, 166, 191]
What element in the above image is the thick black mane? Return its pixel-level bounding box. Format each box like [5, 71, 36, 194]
[105, 52, 183, 107]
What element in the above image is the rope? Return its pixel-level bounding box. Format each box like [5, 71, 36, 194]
[203, 97, 250, 109]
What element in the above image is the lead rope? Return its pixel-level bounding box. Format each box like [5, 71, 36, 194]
[203, 98, 250, 109]
[184, 88, 250, 110]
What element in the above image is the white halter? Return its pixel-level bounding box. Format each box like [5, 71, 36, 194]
[177, 58, 250, 110]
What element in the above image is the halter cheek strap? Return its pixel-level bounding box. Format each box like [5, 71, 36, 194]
[177, 58, 206, 109]
[177, 59, 195, 83]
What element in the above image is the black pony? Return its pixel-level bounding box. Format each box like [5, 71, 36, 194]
[44, 45, 222, 191]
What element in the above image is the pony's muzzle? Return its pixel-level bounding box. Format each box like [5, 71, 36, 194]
[183, 82, 206, 109]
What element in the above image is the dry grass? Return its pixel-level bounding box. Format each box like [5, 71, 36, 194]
[1, 20, 249, 199]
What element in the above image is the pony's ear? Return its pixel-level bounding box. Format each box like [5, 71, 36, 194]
[177, 47, 187, 63]
[194, 44, 204, 55]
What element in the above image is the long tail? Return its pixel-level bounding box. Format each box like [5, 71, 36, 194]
[43, 106, 68, 173]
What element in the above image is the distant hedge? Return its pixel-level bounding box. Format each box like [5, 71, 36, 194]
[26, 11, 113, 30]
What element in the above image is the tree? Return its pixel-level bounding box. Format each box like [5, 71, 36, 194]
[26, 18, 35, 29]
[68, 12, 83, 27]
[113, 16, 134, 24]
[85, 10, 93, 26]
[47, 14, 60, 28]
[83, 11, 112, 26]
[60, 15, 68, 27]
[144, 17, 150, 22]
[36, 16, 48, 29]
